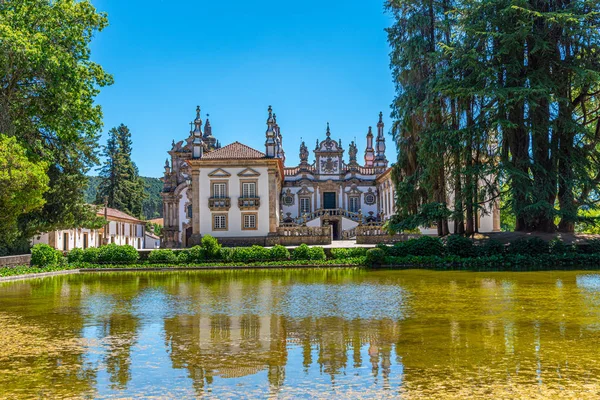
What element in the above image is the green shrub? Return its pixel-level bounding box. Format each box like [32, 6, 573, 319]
[201, 235, 221, 259]
[148, 249, 177, 264]
[331, 248, 368, 259]
[549, 239, 574, 255]
[365, 248, 386, 266]
[478, 239, 505, 256]
[231, 245, 271, 263]
[406, 236, 444, 256]
[219, 247, 234, 262]
[189, 246, 206, 262]
[31, 244, 62, 267]
[67, 248, 85, 263]
[507, 237, 549, 255]
[82, 247, 100, 263]
[445, 235, 475, 258]
[292, 244, 311, 260]
[308, 246, 326, 261]
[97, 244, 139, 264]
[579, 239, 600, 254]
[270, 245, 291, 260]
[177, 250, 191, 264]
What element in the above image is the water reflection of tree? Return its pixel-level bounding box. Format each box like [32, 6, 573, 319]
[0, 277, 97, 398]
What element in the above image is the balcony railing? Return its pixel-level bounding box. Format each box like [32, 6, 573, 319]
[238, 197, 260, 210]
[208, 197, 231, 211]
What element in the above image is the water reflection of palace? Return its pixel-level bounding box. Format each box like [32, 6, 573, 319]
[3, 271, 600, 398]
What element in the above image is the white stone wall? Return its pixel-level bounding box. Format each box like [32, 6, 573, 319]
[32, 228, 99, 251]
[198, 166, 270, 237]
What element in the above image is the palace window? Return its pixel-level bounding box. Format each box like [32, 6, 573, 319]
[242, 182, 256, 198]
[349, 196, 360, 213]
[300, 197, 311, 214]
[242, 213, 257, 230]
[213, 214, 227, 230]
[213, 183, 228, 198]
[187, 204, 193, 219]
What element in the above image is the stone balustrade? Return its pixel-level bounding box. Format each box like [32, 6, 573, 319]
[355, 223, 418, 244]
[208, 197, 231, 211]
[238, 197, 260, 210]
[277, 225, 332, 245]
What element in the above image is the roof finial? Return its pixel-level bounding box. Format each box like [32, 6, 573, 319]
[326, 122, 330, 137]
[196, 105, 201, 119]
[379, 111, 383, 123]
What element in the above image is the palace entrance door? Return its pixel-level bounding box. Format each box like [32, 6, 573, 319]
[323, 192, 336, 209]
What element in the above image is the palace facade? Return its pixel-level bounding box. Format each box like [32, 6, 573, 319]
[161, 106, 499, 248]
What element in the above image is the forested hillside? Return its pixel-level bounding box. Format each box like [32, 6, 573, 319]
[85, 176, 163, 220]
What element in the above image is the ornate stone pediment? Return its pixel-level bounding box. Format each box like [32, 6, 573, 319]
[297, 186, 313, 196]
[347, 185, 363, 195]
[208, 168, 231, 177]
[237, 167, 261, 177]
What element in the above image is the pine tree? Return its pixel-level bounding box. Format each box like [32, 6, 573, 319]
[96, 124, 145, 218]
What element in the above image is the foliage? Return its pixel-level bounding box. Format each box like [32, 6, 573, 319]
[148, 249, 177, 264]
[405, 236, 444, 257]
[0, 0, 113, 245]
[549, 239, 575, 255]
[146, 221, 162, 236]
[386, 0, 600, 234]
[270, 245, 291, 261]
[95, 124, 146, 218]
[308, 246, 326, 261]
[292, 244, 311, 260]
[67, 248, 85, 264]
[176, 250, 191, 264]
[0, 264, 77, 277]
[365, 248, 386, 266]
[219, 247, 234, 263]
[87, 176, 163, 220]
[230, 246, 272, 263]
[477, 239, 505, 257]
[506, 237, 549, 256]
[30, 244, 62, 267]
[331, 248, 368, 259]
[201, 235, 221, 259]
[82, 247, 100, 263]
[189, 246, 206, 262]
[97, 244, 139, 264]
[0, 135, 49, 253]
[444, 235, 475, 258]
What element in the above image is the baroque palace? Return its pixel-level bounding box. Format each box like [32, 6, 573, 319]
[161, 106, 499, 248]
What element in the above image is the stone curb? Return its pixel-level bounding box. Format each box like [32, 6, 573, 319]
[0, 269, 80, 282]
[80, 264, 361, 272]
[0, 265, 362, 282]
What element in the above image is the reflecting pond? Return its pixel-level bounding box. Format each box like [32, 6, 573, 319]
[1, 269, 600, 398]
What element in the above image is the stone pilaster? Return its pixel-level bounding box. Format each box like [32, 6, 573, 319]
[188, 169, 202, 246]
[268, 166, 279, 233]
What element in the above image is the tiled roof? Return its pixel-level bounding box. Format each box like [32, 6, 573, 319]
[96, 207, 144, 223]
[148, 217, 164, 226]
[201, 141, 266, 160]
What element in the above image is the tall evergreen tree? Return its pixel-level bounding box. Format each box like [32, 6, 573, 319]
[96, 124, 145, 218]
[386, 0, 600, 234]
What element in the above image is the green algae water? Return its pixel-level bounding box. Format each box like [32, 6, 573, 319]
[1, 269, 600, 399]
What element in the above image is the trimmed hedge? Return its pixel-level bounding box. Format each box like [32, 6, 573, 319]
[31, 244, 63, 267]
[97, 244, 139, 264]
[148, 249, 177, 264]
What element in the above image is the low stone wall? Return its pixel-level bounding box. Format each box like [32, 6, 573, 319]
[277, 226, 332, 246]
[356, 224, 420, 244]
[215, 236, 272, 247]
[0, 254, 31, 268]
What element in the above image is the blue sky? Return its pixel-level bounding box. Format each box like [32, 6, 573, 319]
[90, 0, 396, 177]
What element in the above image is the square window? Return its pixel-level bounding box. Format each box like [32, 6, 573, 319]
[243, 214, 257, 230]
[213, 214, 227, 230]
